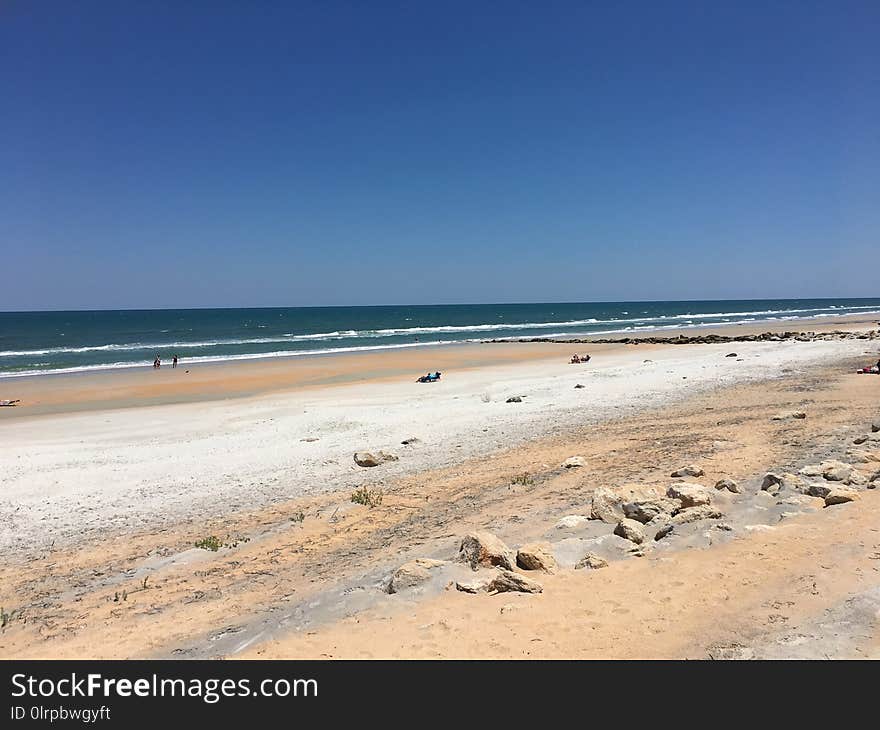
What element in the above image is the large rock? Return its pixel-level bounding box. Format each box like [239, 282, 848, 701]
[574, 553, 609, 570]
[458, 531, 516, 570]
[487, 570, 543, 594]
[671, 464, 704, 478]
[824, 488, 859, 507]
[387, 558, 446, 594]
[806, 483, 832, 498]
[354, 450, 399, 467]
[847, 449, 880, 464]
[666, 482, 712, 508]
[799, 464, 824, 477]
[714, 478, 741, 493]
[761, 473, 784, 493]
[670, 505, 723, 525]
[781, 472, 805, 490]
[872, 422, 880, 433]
[562, 456, 587, 469]
[614, 518, 646, 544]
[822, 461, 853, 482]
[622, 497, 680, 524]
[516, 543, 558, 572]
[591, 484, 662, 524]
[777, 493, 825, 511]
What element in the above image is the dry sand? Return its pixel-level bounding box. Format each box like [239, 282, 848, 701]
[1, 314, 879, 659]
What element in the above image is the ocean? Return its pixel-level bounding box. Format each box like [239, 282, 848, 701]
[1, 298, 878, 378]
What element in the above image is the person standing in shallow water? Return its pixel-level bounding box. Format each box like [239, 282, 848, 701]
[172, 354, 178, 368]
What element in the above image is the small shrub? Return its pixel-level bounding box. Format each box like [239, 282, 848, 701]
[351, 486, 383, 508]
[194, 535, 222, 551]
[511, 473, 534, 486]
[290, 511, 305, 525]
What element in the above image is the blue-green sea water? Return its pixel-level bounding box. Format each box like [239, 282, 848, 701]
[1, 299, 878, 378]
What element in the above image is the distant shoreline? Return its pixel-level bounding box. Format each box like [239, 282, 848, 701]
[2, 307, 878, 381]
[1, 310, 878, 420]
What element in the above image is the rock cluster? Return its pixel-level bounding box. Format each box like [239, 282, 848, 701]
[483, 330, 879, 345]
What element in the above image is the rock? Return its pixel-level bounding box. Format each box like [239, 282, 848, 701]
[671, 464, 704, 478]
[848, 471, 868, 487]
[762, 472, 803, 493]
[555, 515, 590, 530]
[804, 483, 831, 499]
[614, 518, 646, 544]
[847, 449, 880, 464]
[779, 492, 826, 509]
[725, 352, 737, 357]
[354, 450, 398, 467]
[715, 523, 734, 531]
[574, 553, 608, 570]
[400, 437, 420, 445]
[562, 456, 587, 469]
[772, 411, 806, 421]
[455, 576, 493, 594]
[854, 435, 869, 445]
[458, 531, 516, 571]
[824, 488, 859, 507]
[591, 486, 625, 523]
[670, 505, 723, 525]
[654, 523, 675, 541]
[761, 473, 784, 493]
[516, 543, 558, 572]
[799, 463, 824, 477]
[506, 396, 523, 403]
[714, 478, 740, 493]
[822, 461, 852, 482]
[873, 422, 880, 433]
[591, 484, 665, 523]
[487, 570, 543, 594]
[666, 482, 712, 508]
[622, 497, 680, 524]
[300, 437, 319, 442]
[574, 383, 586, 389]
[387, 558, 446, 594]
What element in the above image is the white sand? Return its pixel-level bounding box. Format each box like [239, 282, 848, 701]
[0, 339, 870, 553]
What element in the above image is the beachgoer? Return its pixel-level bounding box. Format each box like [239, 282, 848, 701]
[570, 354, 580, 364]
[172, 355, 178, 368]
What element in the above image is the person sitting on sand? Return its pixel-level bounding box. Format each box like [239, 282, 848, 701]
[570, 354, 580, 364]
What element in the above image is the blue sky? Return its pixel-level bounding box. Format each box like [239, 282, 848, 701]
[2, 1, 878, 310]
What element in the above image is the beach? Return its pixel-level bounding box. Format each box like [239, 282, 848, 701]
[1, 314, 879, 659]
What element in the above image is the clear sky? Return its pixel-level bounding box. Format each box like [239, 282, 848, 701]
[1, 1, 878, 310]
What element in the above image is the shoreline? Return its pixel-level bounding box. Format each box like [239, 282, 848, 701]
[2, 311, 878, 419]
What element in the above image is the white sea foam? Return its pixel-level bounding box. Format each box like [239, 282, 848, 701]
[1, 305, 878, 377]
